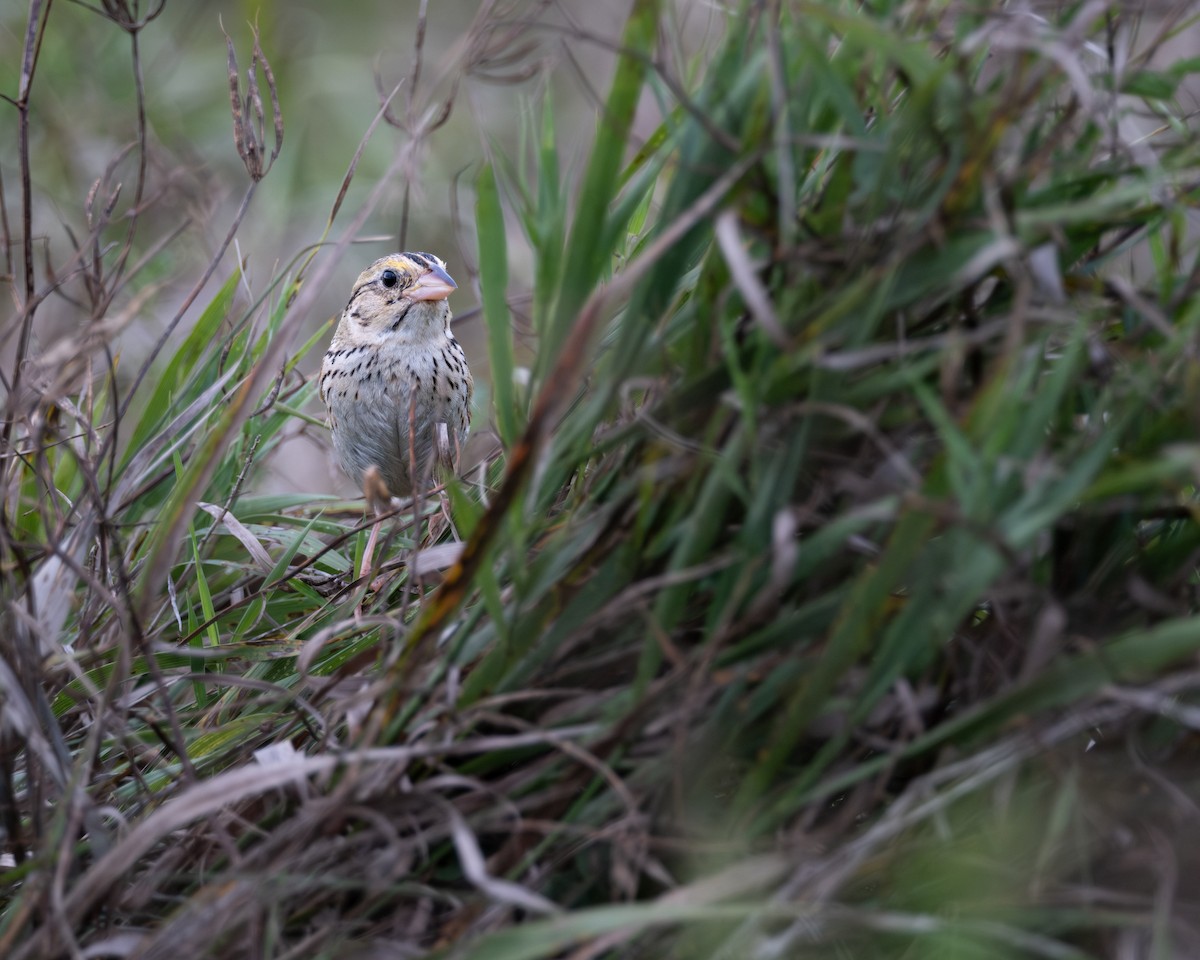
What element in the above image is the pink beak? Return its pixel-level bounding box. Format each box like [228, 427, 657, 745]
[408, 263, 457, 302]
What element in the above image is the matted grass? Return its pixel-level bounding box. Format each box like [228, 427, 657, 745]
[3, 1, 1200, 957]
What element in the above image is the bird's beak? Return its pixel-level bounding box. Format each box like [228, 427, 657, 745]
[408, 264, 457, 302]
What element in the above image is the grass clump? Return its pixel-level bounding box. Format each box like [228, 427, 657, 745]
[3, 1, 1200, 957]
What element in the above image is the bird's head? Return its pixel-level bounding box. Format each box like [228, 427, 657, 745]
[338, 251, 458, 345]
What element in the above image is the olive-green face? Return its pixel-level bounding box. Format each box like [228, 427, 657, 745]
[338, 252, 459, 339]
[351, 252, 457, 305]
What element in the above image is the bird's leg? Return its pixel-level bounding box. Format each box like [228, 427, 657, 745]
[357, 466, 393, 609]
[421, 422, 462, 544]
[435, 422, 457, 533]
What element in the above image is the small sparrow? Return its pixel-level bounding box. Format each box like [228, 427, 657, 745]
[321, 252, 472, 499]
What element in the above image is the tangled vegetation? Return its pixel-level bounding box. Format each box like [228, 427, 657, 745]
[3, 1, 1200, 957]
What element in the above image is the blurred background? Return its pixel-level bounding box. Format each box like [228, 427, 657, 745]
[0, 0, 719, 493]
[3, 2, 1196, 496]
[8, 4, 1200, 957]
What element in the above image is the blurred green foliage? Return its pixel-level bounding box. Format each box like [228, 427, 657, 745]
[4, 2, 1200, 959]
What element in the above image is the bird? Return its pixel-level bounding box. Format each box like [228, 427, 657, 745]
[320, 252, 473, 503]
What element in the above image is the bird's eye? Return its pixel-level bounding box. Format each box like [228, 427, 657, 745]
[380, 269, 399, 288]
